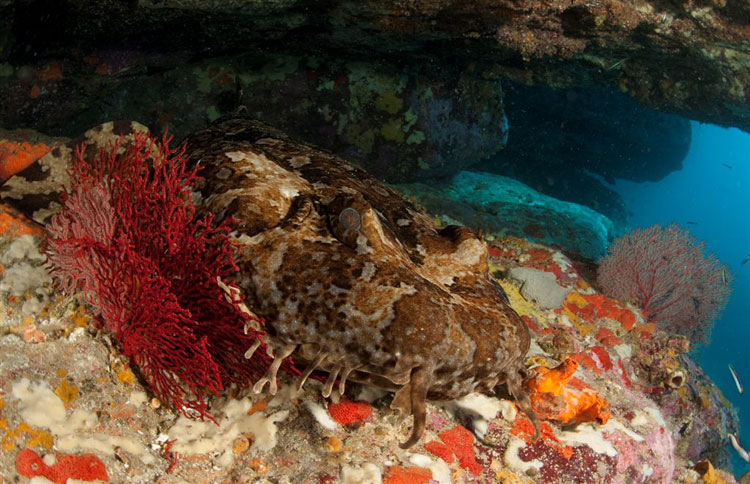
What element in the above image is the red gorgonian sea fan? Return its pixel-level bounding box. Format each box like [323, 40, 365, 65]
[597, 223, 732, 343]
[45, 130, 288, 419]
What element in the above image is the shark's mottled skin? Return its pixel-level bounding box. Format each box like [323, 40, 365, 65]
[184, 118, 535, 448]
[0, 121, 150, 225]
[0, 118, 535, 448]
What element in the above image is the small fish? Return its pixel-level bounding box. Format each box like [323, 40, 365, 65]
[742, 254, 750, 266]
[722, 163, 733, 169]
[606, 58, 628, 71]
[722, 268, 728, 285]
[686, 221, 699, 225]
[729, 363, 744, 394]
[729, 433, 750, 463]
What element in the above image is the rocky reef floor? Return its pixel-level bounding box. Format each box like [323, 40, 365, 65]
[0, 193, 742, 483]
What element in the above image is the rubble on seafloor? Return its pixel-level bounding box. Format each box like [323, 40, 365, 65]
[0, 203, 742, 483]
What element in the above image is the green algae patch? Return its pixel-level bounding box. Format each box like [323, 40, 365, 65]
[375, 90, 403, 114]
[403, 108, 418, 131]
[316, 79, 335, 91]
[346, 125, 376, 154]
[195, 66, 213, 94]
[407, 130, 426, 145]
[261, 56, 300, 82]
[381, 119, 404, 143]
[206, 105, 221, 121]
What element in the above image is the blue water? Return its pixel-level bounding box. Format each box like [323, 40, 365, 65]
[613, 122, 750, 475]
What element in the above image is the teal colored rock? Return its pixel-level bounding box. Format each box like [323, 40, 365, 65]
[394, 171, 616, 259]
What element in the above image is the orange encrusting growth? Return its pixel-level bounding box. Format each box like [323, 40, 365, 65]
[2, 421, 54, 451]
[526, 358, 610, 425]
[16, 448, 108, 483]
[383, 465, 432, 484]
[424, 425, 483, 475]
[0, 205, 44, 238]
[247, 400, 268, 416]
[37, 61, 63, 81]
[424, 440, 453, 463]
[595, 327, 620, 346]
[0, 140, 51, 181]
[561, 292, 637, 331]
[510, 415, 574, 459]
[327, 398, 373, 426]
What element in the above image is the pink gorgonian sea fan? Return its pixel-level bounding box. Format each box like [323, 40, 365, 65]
[597, 223, 732, 343]
[45, 130, 287, 419]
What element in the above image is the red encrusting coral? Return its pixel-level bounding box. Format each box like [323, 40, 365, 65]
[595, 327, 620, 346]
[571, 351, 600, 373]
[383, 465, 432, 484]
[424, 425, 482, 475]
[327, 398, 373, 426]
[524, 247, 565, 281]
[521, 314, 542, 333]
[510, 415, 574, 459]
[16, 448, 108, 483]
[487, 243, 517, 259]
[589, 346, 614, 372]
[424, 440, 453, 463]
[561, 292, 637, 332]
[617, 359, 632, 387]
[45, 131, 292, 419]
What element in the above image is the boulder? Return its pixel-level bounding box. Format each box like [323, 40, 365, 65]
[394, 170, 617, 259]
[509, 267, 572, 309]
[474, 83, 692, 224]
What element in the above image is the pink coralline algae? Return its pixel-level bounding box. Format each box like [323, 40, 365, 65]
[606, 426, 675, 484]
[597, 223, 731, 342]
[45, 131, 288, 419]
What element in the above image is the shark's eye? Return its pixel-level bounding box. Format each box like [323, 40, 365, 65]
[339, 207, 361, 232]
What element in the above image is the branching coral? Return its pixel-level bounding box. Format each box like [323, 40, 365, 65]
[597, 223, 731, 343]
[45, 131, 285, 419]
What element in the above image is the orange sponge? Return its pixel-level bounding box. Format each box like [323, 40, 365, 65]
[327, 398, 373, 426]
[0, 141, 51, 181]
[16, 448, 108, 483]
[526, 358, 610, 425]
